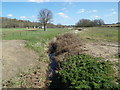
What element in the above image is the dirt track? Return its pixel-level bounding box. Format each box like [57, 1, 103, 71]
[1, 40, 39, 80]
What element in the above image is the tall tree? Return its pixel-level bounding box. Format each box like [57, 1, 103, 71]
[38, 9, 53, 31]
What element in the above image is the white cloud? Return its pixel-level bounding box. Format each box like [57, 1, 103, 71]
[7, 14, 13, 17]
[62, 8, 67, 10]
[57, 12, 69, 18]
[92, 10, 97, 12]
[30, 15, 35, 18]
[61, 8, 69, 12]
[20, 15, 36, 20]
[20, 16, 26, 19]
[105, 9, 117, 17]
[0, 12, 2, 15]
[111, 9, 115, 11]
[28, 0, 49, 2]
[94, 16, 99, 18]
[77, 9, 97, 14]
[92, 15, 99, 19]
[112, 11, 117, 14]
[77, 9, 85, 13]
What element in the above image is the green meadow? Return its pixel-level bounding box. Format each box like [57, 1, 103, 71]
[2, 27, 118, 60]
[2, 28, 70, 61]
[2, 27, 119, 88]
[78, 27, 118, 43]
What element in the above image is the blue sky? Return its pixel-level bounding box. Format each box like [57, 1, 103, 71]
[2, 2, 118, 25]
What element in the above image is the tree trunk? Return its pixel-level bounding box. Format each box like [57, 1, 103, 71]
[44, 24, 46, 31]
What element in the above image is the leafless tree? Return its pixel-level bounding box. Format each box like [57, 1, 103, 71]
[38, 9, 53, 31]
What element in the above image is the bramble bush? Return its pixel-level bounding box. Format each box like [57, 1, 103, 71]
[54, 54, 119, 89]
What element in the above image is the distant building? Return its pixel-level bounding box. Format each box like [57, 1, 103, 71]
[38, 26, 47, 29]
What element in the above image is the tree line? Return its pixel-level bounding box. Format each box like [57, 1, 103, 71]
[0, 17, 61, 28]
[75, 19, 105, 27]
[1, 17, 40, 28]
[0, 17, 105, 28]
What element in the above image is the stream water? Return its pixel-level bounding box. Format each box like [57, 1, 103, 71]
[48, 53, 57, 80]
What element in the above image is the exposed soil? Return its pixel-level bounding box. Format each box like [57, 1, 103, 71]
[1, 40, 40, 81]
[49, 33, 118, 63]
[1, 40, 49, 88]
[83, 41, 119, 62]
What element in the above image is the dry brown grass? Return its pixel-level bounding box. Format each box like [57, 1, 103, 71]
[49, 33, 86, 61]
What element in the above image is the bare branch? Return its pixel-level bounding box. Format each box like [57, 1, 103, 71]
[38, 9, 53, 31]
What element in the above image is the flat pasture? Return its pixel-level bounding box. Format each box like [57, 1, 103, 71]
[78, 27, 118, 43]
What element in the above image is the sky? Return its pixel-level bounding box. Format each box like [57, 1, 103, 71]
[2, 0, 120, 2]
[1, 2, 118, 25]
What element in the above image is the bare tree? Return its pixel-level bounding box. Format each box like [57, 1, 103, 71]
[38, 9, 53, 31]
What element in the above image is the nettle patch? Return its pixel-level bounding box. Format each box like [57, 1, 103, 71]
[53, 54, 120, 89]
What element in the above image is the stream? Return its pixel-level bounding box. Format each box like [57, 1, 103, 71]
[48, 53, 57, 80]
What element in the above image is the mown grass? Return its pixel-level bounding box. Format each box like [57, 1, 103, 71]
[78, 27, 118, 43]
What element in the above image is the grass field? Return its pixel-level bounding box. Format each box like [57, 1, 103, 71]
[2, 28, 70, 61]
[2, 27, 118, 56]
[2, 27, 119, 88]
[78, 27, 118, 43]
[2, 27, 118, 61]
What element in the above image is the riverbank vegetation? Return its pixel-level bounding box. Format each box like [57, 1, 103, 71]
[49, 54, 119, 89]
[2, 27, 119, 88]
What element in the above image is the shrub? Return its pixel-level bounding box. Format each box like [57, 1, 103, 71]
[55, 54, 119, 89]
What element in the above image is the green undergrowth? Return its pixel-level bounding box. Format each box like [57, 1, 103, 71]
[49, 54, 119, 89]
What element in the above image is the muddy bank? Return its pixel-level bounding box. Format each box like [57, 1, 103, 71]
[2, 40, 48, 88]
[2, 40, 39, 80]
